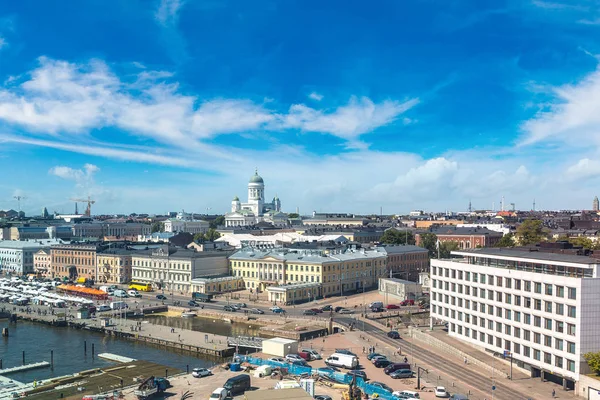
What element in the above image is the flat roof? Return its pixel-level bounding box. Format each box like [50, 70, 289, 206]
[263, 337, 297, 344]
[454, 248, 598, 265]
[381, 278, 421, 285]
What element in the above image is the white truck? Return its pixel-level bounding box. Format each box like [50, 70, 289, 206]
[325, 353, 359, 369]
[110, 301, 128, 310]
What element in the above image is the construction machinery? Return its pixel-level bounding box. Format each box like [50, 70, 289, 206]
[70, 196, 95, 217]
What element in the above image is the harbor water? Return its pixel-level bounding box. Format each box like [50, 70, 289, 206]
[0, 319, 246, 384]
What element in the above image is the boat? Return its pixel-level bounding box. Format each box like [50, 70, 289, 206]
[181, 311, 196, 318]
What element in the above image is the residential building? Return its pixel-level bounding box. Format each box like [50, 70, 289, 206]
[229, 245, 387, 296]
[96, 249, 133, 284]
[164, 217, 209, 234]
[137, 232, 176, 243]
[430, 248, 600, 389]
[380, 245, 429, 282]
[8, 225, 73, 240]
[131, 245, 232, 293]
[303, 212, 366, 227]
[216, 232, 348, 249]
[414, 220, 463, 229]
[456, 223, 512, 235]
[416, 226, 503, 249]
[72, 222, 151, 238]
[33, 249, 52, 278]
[0, 240, 62, 275]
[190, 275, 245, 294]
[50, 243, 101, 281]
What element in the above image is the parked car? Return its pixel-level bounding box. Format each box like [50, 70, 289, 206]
[209, 388, 228, 400]
[191, 367, 211, 378]
[85, 305, 97, 314]
[314, 396, 333, 400]
[301, 349, 322, 360]
[371, 356, 387, 364]
[371, 307, 384, 313]
[384, 363, 411, 375]
[223, 305, 236, 312]
[335, 349, 358, 357]
[393, 391, 420, 399]
[250, 308, 264, 314]
[269, 306, 282, 311]
[338, 308, 354, 314]
[127, 290, 142, 298]
[230, 304, 241, 310]
[272, 307, 286, 314]
[267, 357, 286, 363]
[188, 300, 199, 307]
[334, 306, 344, 312]
[367, 352, 385, 360]
[321, 305, 333, 311]
[285, 354, 304, 362]
[370, 382, 393, 393]
[387, 330, 401, 339]
[390, 369, 414, 379]
[346, 370, 367, 380]
[156, 294, 167, 300]
[235, 303, 247, 308]
[434, 387, 449, 398]
[310, 308, 323, 313]
[291, 360, 309, 367]
[303, 309, 317, 315]
[373, 359, 392, 368]
[297, 351, 312, 361]
[386, 304, 400, 310]
[449, 395, 468, 400]
[400, 300, 415, 306]
[97, 304, 111, 312]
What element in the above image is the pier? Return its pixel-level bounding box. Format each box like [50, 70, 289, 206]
[227, 336, 264, 349]
[0, 361, 50, 375]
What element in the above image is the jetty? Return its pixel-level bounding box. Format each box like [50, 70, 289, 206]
[0, 361, 51, 375]
[97, 353, 136, 363]
[227, 336, 263, 349]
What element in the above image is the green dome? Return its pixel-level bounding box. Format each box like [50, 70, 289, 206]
[249, 169, 264, 184]
[233, 196, 239, 201]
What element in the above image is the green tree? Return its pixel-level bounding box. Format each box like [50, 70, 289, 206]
[150, 221, 164, 233]
[584, 352, 600, 375]
[380, 229, 415, 245]
[568, 237, 594, 249]
[193, 232, 205, 242]
[209, 215, 225, 229]
[496, 233, 516, 248]
[419, 233, 438, 258]
[287, 213, 299, 219]
[515, 219, 547, 245]
[439, 241, 459, 258]
[205, 228, 221, 241]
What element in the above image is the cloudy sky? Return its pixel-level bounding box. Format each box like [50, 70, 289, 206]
[0, 0, 599, 216]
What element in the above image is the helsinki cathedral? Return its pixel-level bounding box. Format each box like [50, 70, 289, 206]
[224, 170, 286, 227]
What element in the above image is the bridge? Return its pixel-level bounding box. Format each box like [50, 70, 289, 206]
[227, 336, 264, 349]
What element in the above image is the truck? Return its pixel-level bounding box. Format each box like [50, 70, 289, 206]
[192, 292, 213, 302]
[133, 376, 170, 399]
[325, 353, 359, 369]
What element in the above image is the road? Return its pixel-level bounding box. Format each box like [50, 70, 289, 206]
[334, 317, 531, 400]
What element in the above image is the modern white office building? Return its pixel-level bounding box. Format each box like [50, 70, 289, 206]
[0, 239, 65, 275]
[430, 248, 600, 390]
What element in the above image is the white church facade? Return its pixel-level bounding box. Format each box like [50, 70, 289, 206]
[224, 170, 286, 227]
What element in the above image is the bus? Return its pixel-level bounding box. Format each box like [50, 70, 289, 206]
[128, 282, 153, 292]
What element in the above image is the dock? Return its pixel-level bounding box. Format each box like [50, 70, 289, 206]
[0, 361, 50, 375]
[227, 336, 264, 349]
[97, 353, 136, 363]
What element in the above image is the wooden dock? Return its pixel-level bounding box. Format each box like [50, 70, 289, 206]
[0, 361, 51, 375]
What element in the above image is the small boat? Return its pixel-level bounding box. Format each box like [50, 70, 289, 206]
[181, 311, 196, 318]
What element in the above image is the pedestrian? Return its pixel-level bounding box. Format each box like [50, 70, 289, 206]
[464, 356, 467, 365]
[552, 389, 556, 398]
[362, 346, 365, 354]
[404, 356, 408, 363]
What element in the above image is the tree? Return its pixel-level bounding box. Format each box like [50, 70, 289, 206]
[150, 221, 164, 233]
[568, 236, 594, 249]
[380, 229, 415, 245]
[193, 232, 205, 242]
[209, 215, 225, 229]
[439, 241, 459, 258]
[419, 233, 438, 258]
[496, 233, 515, 248]
[584, 352, 600, 375]
[287, 213, 299, 219]
[515, 219, 547, 245]
[205, 228, 221, 241]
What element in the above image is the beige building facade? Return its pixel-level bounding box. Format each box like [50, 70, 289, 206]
[33, 249, 52, 278]
[50, 244, 99, 281]
[96, 250, 132, 284]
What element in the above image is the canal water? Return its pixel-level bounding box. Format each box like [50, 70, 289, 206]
[0, 317, 256, 384]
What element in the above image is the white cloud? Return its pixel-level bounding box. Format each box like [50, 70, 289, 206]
[308, 92, 323, 101]
[49, 163, 100, 184]
[283, 96, 419, 140]
[565, 158, 600, 179]
[0, 37, 6, 50]
[520, 67, 600, 146]
[155, 0, 185, 26]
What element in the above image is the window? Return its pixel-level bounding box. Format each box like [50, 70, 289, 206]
[524, 280, 531, 292]
[555, 339, 563, 351]
[544, 318, 552, 330]
[545, 301, 552, 313]
[523, 346, 531, 357]
[515, 295, 521, 306]
[488, 290, 494, 300]
[496, 291, 502, 302]
[545, 284, 553, 296]
[496, 276, 503, 287]
[534, 332, 541, 344]
[534, 299, 542, 311]
[514, 327, 521, 338]
[567, 359, 575, 372]
[505, 277, 512, 288]
[505, 325, 511, 335]
[534, 282, 542, 294]
[515, 279, 522, 290]
[544, 335, 552, 347]
[556, 286, 565, 297]
[525, 297, 531, 308]
[523, 329, 531, 341]
[567, 324, 576, 336]
[488, 320, 494, 330]
[514, 311, 521, 322]
[555, 356, 563, 369]
[488, 305, 494, 315]
[474, 273, 479, 283]
[568, 306, 576, 318]
[556, 303, 564, 315]
[496, 307, 503, 317]
[505, 293, 512, 304]
[534, 349, 541, 361]
[505, 309, 511, 320]
[556, 321, 564, 333]
[534, 316, 541, 327]
[568, 287, 577, 300]
[544, 352, 552, 364]
[567, 341, 576, 354]
[524, 313, 531, 325]
[488, 274, 493, 285]
[496, 322, 502, 333]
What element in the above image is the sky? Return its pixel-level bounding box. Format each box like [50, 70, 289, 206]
[1, 0, 600, 216]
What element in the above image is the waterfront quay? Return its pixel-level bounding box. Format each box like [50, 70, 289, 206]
[2, 305, 235, 358]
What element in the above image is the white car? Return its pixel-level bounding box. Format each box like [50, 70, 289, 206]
[268, 357, 286, 363]
[269, 306, 282, 311]
[210, 388, 227, 400]
[434, 386, 449, 398]
[127, 290, 142, 298]
[97, 304, 111, 312]
[191, 367, 211, 378]
[339, 308, 354, 314]
[285, 354, 304, 362]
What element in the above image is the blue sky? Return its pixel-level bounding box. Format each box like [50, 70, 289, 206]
[1, 0, 600, 215]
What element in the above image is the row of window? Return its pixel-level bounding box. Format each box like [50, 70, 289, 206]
[132, 270, 191, 282]
[432, 267, 577, 299]
[132, 260, 191, 270]
[448, 323, 577, 372]
[432, 290, 577, 318]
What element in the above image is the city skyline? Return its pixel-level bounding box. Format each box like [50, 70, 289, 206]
[0, 1, 600, 214]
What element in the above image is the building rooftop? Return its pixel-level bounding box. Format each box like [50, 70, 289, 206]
[381, 277, 420, 285]
[424, 226, 503, 236]
[381, 245, 428, 254]
[454, 248, 598, 265]
[0, 239, 66, 249]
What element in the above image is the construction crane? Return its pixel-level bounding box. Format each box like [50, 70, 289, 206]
[13, 196, 26, 212]
[70, 196, 95, 217]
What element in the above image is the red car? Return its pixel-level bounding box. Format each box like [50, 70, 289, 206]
[400, 300, 415, 306]
[310, 308, 323, 313]
[386, 304, 400, 309]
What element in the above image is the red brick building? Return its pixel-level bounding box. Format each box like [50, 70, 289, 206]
[416, 226, 503, 249]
